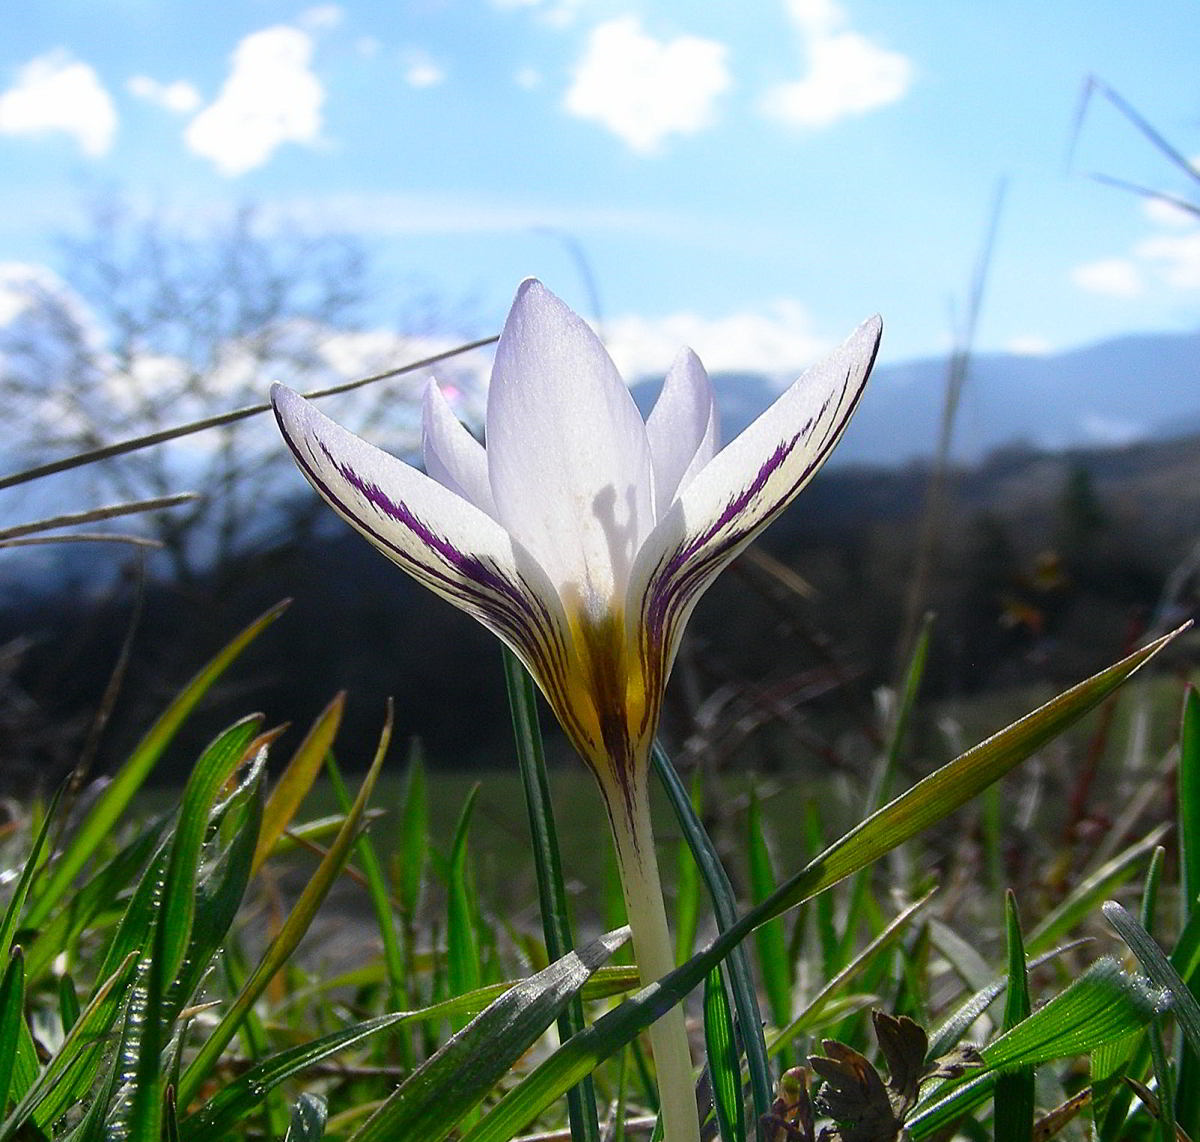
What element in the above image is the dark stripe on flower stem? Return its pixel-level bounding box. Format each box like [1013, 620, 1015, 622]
[281, 422, 596, 755]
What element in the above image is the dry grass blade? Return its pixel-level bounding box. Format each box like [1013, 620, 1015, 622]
[1070, 75, 1200, 187]
[0, 534, 163, 549]
[0, 494, 200, 541]
[0, 335, 499, 491]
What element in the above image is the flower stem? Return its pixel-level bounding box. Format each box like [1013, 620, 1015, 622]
[604, 777, 700, 1142]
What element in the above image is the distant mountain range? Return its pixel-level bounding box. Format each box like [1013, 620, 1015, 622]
[634, 327, 1200, 468]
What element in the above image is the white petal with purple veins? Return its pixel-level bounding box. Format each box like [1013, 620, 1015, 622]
[627, 315, 882, 682]
[485, 279, 655, 615]
[272, 383, 576, 712]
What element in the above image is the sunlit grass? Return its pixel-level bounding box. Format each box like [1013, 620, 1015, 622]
[0, 600, 1192, 1140]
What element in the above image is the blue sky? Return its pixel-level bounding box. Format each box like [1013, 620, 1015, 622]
[2, 0, 1199, 379]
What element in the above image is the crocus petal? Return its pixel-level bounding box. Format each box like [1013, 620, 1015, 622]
[486, 280, 655, 617]
[627, 315, 882, 693]
[644, 347, 719, 517]
[271, 383, 595, 745]
[422, 379, 498, 518]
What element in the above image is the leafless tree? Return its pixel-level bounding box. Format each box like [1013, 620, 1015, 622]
[1, 198, 475, 584]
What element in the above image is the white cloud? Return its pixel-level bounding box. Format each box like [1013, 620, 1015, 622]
[762, 0, 912, 128]
[603, 299, 827, 380]
[127, 75, 202, 114]
[402, 51, 445, 89]
[1142, 196, 1198, 229]
[1006, 335, 1052, 356]
[299, 4, 343, 31]
[184, 26, 324, 176]
[491, 0, 586, 27]
[1136, 229, 1200, 289]
[1071, 257, 1145, 298]
[564, 17, 731, 153]
[515, 67, 542, 90]
[0, 50, 116, 156]
[256, 191, 694, 243]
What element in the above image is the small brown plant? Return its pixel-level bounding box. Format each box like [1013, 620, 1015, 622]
[761, 1011, 984, 1142]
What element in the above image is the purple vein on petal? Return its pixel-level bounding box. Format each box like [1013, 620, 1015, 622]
[283, 423, 595, 754]
[637, 360, 868, 702]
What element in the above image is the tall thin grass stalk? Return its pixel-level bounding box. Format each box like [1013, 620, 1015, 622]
[896, 180, 1006, 673]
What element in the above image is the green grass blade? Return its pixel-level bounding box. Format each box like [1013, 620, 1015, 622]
[0, 786, 64, 965]
[5, 1017, 35, 1112]
[1091, 1030, 1143, 1139]
[703, 967, 745, 1142]
[1142, 845, 1167, 931]
[94, 841, 170, 987]
[346, 927, 630, 1142]
[26, 600, 288, 929]
[58, 973, 81, 1035]
[504, 649, 601, 1142]
[779, 629, 1182, 914]
[219, 933, 290, 1139]
[171, 758, 265, 1016]
[325, 750, 410, 1062]
[872, 612, 932, 814]
[1104, 901, 1200, 1056]
[747, 790, 792, 1057]
[285, 1093, 328, 1141]
[0, 950, 139, 1139]
[768, 890, 933, 1055]
[461, 635, 1179, 1142]
[653, 742, 773, 1131]
[127, 716, 264, 1142]
[924, 939, 1087, 1061]
[183, 969, 637, 1140]
[398, 739, 429, 1057]
[994, 891, 1034, 1142]
[1181, 686, 1200, 916]
[176, 707, 391, 1108]
[1172, 906, 1200, 985]
[1147, 1018, 1177, 1142]
[399, 740, 429, 921]
[23, 819, 166, 981]
[929, 918, 993, 994]
[158, 716, 262, 986]
[908, 958, 1168, 1138]
[674, 771, 703, 967]
[254, 691, 345, 875]
[182, 1012, 412, 1139]
[836, 617, 933, 966]
[1024, 825, 1168, 955]
[1176, 685, 1200, 1140]
[805, 805, 838, 977]
[0, 950, 24, 1114]
[447, 784, 482, 1009]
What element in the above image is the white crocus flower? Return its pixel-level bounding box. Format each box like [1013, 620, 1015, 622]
[272, 279, 881, 1142]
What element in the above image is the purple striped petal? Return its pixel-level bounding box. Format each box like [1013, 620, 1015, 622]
[271, 383, 596, 746]
[627, 315, 882, 698]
